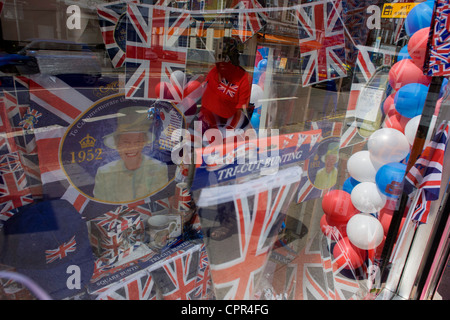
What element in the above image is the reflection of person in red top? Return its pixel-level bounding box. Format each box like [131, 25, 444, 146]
[200, 37, 251, 131]
[200, 37, 252, 241]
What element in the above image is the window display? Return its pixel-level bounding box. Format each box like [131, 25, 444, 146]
[0, 0, 450, 302]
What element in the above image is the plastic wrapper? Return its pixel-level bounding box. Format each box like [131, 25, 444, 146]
[195, 166, 302, 299]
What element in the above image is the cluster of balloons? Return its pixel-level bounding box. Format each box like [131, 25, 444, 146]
[384, 0, 442, 134]
[250, 58, 267, 129]
[320, 0, 439, 270]
[321, 127, 412, 269]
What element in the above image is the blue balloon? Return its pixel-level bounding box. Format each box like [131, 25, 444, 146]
[405, 1, 434, 36]
[439, 78, 448, 99]
[257, 59, 267, 71]
[252, 70, 261, 84]
[342, 177, 360, 194]
[394, 83, 429, 118]
[257, 47, 269, 60]
[397, 45, 411, 62]
[250, 112, 260, 129]
[375, 162, 407, 199]
[400, 152, 410, 165]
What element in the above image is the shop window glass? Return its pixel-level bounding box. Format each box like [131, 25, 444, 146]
[0, 0, 448, 302]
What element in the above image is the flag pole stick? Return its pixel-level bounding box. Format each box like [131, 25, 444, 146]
[378, 76, 444, 286]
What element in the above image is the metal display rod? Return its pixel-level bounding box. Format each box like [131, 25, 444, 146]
[378, 76, 444, 285]
[413, 179, 450, 299]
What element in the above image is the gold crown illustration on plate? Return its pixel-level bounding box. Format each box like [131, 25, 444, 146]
[79, 134, 96, 149]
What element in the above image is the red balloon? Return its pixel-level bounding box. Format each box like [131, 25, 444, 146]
[183, 80, 202, 97]
[383, 93, 396, 115]
[320, 214, 333, 236]
[320, 214, 347, 238]
[408, 27, 430, 69]
[383, 110, 409, 133]
[155, 81, 174, 100]
[333, 237, 367, 269]
[380, 210, 406, 236]
[435, 97, 443, 116]
[388, 59, 431, 91]
[322, 190, 359, 224]
[383, 198, 398, 211]
[155, 81, 164, 98]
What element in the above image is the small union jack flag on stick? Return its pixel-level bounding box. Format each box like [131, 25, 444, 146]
[425, 0, 450, 76]
[404, 121, 449, 224]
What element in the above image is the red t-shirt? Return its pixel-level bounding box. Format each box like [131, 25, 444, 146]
[201, 62, 251, 118]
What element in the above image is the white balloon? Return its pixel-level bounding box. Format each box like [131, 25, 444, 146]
[170, 70, 186, 90]
[405, 115, 438, 147]
[350, 182, 387, 213]
[368, 128, 410, 167]
[347, 150, 378, 183]
[404, 115, 420, 146]
[250, 84, 264, 106]
[346, 213, 384, 250]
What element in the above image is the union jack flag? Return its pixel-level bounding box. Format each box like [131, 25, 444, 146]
[0, 97, 18, 155]
[269, 230, 362, 300]
[265, 244, 297, 300]
[426, 0, 450, 76]
[3, 77, 36, 154]
[125, 3, 190, 101]
[229, 0, 267, 43]
[199, 167, 301, 300]
[318, 230, 364, 299]
[405, 121, 449, 224]
[98, 236, 136, 264]
[45, 236, 77, 264]
[0, 208, 18, 222]
[174, 183, 192, 212]
[152, 251, 200, 299]
[91, 206, 143, 233]
[97, 271, 158, 300]
[193, 243, 213, 299]
[295, 0, 347, 86]
[97, 0, 138, 68]
[2, 77, 42, 198]
[0, 153, 33, 213]
[218, 78, 239, 98]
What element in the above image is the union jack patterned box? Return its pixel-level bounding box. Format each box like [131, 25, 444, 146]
[89, 206, 144, 265]
[88, 240, 213, 300]
[92, 269, 159, 300]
